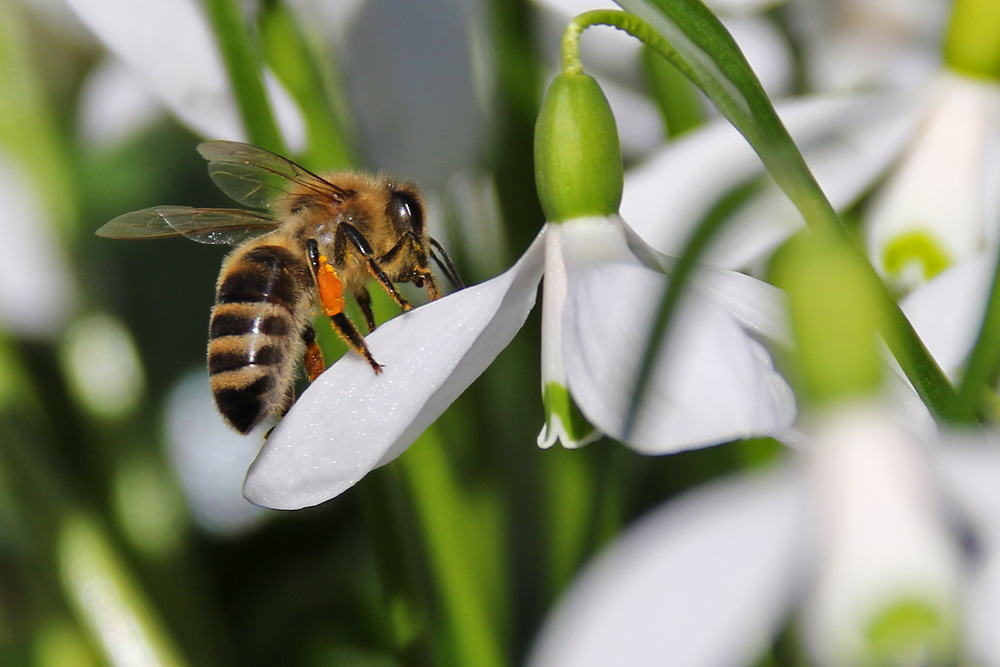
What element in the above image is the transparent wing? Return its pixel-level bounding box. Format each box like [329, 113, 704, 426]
[96, 206, 279, 245]
[196, 140, 348, 211]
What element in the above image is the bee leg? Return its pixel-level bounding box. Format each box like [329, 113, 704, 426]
[428, 237, 465, 290]
[302, 323, 325, 382]
[335, 223, 414, 311]
[307, 238, 383, 374]
[355, 288, 378, 333]
[379, 231, 442, 300]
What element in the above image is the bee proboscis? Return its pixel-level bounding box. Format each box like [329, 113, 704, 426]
[97, 141, 463, 434]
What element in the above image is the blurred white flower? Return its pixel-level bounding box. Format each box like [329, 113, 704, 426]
[165, 369, 269, 536]
[60, 312, 144, 419]
[65, 0, 304, 146]
[527, 406, 997, 666]
[0, 151, 76, 338]
[622, 92, 923, 270]
[623, 65, 1000, 292]
[245, 213, 793, 509]
[333, 0, 490, 190]
[865, 71, 1000, 293]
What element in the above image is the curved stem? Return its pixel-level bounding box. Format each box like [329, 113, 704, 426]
[562, 8, 957, 419]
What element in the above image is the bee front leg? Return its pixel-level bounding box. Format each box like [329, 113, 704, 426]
[379, 231, 441, 300]
[306, 239, 383, 374]
[335, 223, 414, 311]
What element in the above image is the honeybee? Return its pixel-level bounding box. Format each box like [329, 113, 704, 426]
[97, 141, 463, 434]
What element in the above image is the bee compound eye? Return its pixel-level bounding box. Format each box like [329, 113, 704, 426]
[388, 189, 424, 235]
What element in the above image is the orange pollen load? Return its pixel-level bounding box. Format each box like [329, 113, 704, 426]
[317, 257, 345, 317]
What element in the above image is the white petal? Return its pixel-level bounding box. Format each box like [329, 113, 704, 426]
[243, 234, 546, 509]
[935, 440, 1000, 665]
[559, 217, 795, 453]
[622, 93, 916, 268]
[900, 253, 993, 380]
[538, 224, 601, 449]
[699, 93, 920, 269]
[527, 466, 803, 667]
[65, 0, 243, 140]
[78, 56, 163, 147]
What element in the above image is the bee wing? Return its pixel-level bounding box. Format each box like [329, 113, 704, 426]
[197, 140, 348, 211]
[96, 206, 279, 245]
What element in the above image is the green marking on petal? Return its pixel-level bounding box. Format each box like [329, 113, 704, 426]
[882, 230, 953, 283]
[543, 382, 597, 446]
[944, 0, 1000, 80]
[865, 598, 956, 665]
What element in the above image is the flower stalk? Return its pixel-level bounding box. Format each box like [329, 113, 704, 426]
[203, 0, 285, 152]
[561, 5, 958, 422]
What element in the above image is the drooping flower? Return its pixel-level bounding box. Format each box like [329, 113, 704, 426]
[244, 68, 794, 509]
[526, 406, 998, 666]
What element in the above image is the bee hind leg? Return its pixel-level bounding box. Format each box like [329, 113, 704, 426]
[262, 324, 326, 440]
[302, 323, 326, 382]
[306, 238, 383, 374]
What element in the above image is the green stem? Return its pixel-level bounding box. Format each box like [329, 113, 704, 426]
[563, 8, 957, 420]
[259, 2, 356, 168]
[357, 467, 438, 666]
[202, 0, 286, 153]
[399, 430, 506, 667]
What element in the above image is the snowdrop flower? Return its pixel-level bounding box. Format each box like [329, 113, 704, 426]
[65, 0, 303, 146]
[527, 405, 996, 666]
[865, 70, 1000, 293]
[245, 68, 794, 509]
[638, 5, 1000, 299]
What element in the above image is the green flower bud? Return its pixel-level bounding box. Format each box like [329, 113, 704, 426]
[772, 233, 889, 405]
[534, 72, 623, 222]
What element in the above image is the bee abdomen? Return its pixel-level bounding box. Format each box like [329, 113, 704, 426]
[209, 245, 312, 434]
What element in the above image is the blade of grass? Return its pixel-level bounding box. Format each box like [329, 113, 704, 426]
[203, 0, 285, 153]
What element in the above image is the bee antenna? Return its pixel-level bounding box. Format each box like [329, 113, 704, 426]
[428, 237, 464, 290]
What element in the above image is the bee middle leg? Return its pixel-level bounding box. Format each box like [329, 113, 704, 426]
[355, 287, 377, 333]
[306, 238, 383, 374]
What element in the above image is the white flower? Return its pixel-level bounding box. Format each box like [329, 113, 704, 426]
[0, 151, 76, 338]
[537, 214, 794, 451]
[622, 65, 1000, 294]
[865, 71, 1000, 292]
[527, 406, 997, 666]
[245, 213, 794, 509]
[65, 0, 303, 146]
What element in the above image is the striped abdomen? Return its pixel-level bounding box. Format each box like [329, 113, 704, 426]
[208, 244, 313, 433]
